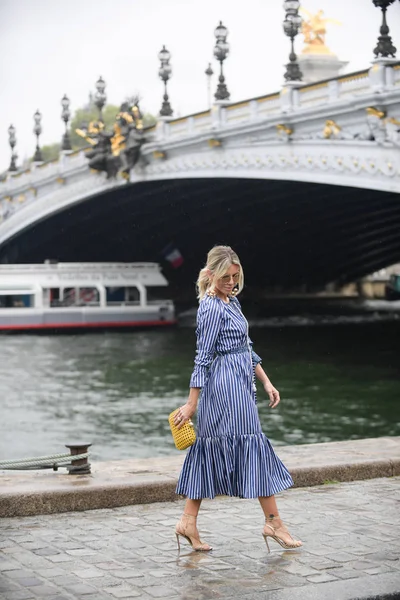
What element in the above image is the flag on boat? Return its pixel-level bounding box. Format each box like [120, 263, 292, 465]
[162, 243, 184, 268]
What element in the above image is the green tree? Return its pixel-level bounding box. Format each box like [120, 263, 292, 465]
[40, 143, 61, 162]
[142, 113, 157, 128]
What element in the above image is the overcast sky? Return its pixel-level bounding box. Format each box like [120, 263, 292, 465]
[1, 0, 399, 172]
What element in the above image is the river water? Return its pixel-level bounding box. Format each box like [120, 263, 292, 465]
[1, 316, 400, 463]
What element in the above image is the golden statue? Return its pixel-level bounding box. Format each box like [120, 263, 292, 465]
[300, 8, 341, 55]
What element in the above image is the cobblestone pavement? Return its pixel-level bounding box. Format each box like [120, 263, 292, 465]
[1, 477, 400, 600]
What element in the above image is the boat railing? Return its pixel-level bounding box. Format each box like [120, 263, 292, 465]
[106, 301, 141, 307]
[50, 300, 101, 308]
[147, 299, 174, 306]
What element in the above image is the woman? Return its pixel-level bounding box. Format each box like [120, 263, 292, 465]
[174, 246, 302, 553]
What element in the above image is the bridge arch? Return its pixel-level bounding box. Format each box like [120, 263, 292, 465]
[1, 176, 399, 289]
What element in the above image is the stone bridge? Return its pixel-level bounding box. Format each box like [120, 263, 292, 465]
[1, 61, 400, 288]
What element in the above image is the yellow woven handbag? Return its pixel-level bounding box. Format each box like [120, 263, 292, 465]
[168, 409, 196, 450]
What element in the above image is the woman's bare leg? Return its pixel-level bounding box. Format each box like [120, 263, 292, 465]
[258, 495, 279, 519]
[184, 498, 202, 517]
[258, 495, 302, 548]
[176, 498, 212, 551]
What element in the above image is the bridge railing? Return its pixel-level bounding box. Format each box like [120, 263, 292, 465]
[155, 63, 399, 140]
[0, 61, 399, 227]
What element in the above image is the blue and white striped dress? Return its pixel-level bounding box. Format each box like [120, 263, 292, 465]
[176, 294, 294, 499]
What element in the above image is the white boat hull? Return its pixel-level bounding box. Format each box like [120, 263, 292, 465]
[0, 306, 176, 332]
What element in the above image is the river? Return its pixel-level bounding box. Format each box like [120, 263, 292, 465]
[1, 317, 399, 463]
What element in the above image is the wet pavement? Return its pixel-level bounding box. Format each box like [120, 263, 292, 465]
[1, 477, 400, 599]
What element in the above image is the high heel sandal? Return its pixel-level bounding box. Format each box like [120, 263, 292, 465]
[175, 513, 212, 552]
[262, 515, 302, 553]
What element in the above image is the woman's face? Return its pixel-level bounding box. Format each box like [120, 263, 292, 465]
[214, 263, 240, 297]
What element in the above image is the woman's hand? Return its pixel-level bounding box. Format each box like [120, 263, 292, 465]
[174, 402, 196, 429]
[263, 381, 280, 408]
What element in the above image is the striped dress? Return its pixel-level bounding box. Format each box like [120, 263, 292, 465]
[176, 295, 294, 500]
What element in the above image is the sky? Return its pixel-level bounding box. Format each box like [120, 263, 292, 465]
[0, 0, 399, 172]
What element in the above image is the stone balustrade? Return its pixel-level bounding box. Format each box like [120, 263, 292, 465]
[1, 60, 399, 229]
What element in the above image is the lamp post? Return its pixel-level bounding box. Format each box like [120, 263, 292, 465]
[283, 0, 303, 82]
[8, 124, 17, 172]
[95, 76, 107, 122]
[33, 110, 43, 163]
[372, 0, 397, 58]
[61, 94, 72, 151]
[205, 63, 214, 109]
[213, 21, 230, 101]
[158, 45, 173, 117]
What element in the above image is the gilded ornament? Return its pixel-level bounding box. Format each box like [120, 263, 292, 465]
[300, 8, 341, 56]
[76, 130, 97, 146]
[276, 124, 293, 136]
[153, 151, 166, 160]
[87, 121, 105, 135]
[76, 99, 146, 179]
[110, 124, 126, 157]
[323, 119, 341, 139]
[208, 138, 222, 148]
[366, 107, 386, 120]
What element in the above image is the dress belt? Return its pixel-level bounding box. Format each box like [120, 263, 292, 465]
[215, 346, 248, 356]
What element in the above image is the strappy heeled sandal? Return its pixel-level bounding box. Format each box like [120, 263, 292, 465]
[175, 513, 212, 552]
[262, 515, 302, 553]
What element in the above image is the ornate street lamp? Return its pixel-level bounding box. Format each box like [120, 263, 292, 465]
[8, 124, 17, 172]
[95, 76, 107, 122]
[61, 94, 72, 151]
[213, 21, 230, 101]
[372, 0, 397, 58]
[33, 109, 43, 163]
[158, 45, 173, 117]
[205, 63, 214, 109]
[283, 0, 303, 82]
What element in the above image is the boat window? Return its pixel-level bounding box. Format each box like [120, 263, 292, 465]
[78, 288, 100, 306]
[63, 288, 77, 305]
[126, 287, 140, 304]
[146, 286, 169, 302]
[106, 287, 125, 304]
[0, 294, 33, 308]
[106, 286, 141, 305]
[49, 288, 60, 307]
[48, 287, 100, 307]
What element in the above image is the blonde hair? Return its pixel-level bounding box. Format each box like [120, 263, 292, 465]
[196, 245, 244, 301]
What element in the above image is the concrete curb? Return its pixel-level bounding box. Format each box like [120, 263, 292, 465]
[2, 458, 399, 518]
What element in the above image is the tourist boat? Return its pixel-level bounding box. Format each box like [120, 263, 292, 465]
[0, 261, 176, 332]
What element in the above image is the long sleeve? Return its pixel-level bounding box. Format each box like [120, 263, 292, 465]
[249, 337, 262, 366]
[189, 298, 223, 388]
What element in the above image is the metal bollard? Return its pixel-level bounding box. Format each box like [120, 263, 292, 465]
[65, 443, 92, 475]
